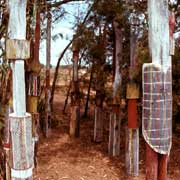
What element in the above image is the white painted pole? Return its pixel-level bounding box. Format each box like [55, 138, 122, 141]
[8, 0, 27, 116]
[7, 1, 33, 179]
[112, 20, 122, 99]
[11, 61, 26, 116]
[148, 0, 170, 70]
[143, 0, 172, 179]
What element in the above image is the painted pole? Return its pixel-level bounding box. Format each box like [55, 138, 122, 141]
[125, 14, 139, 176]
[4, 103, 13, 180]
[45, 11, 52, 138]
[6, 0, 33, 179]
[142, 0, 174, 179]
[26, 0, 41, 167]
[2, 68, 13, 180]
[94, 105, 103, 142]
[70, 35, 80, 137]
[108, 20, 122, 156]
[94, 24, 107, 143]
[108, 104, 121, 156]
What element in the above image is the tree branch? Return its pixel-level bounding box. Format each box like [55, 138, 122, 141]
[48, 0, 84, 8]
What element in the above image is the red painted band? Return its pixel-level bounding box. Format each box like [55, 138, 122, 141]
[3, 142, 10, 149]
[128, 99, 138, 128]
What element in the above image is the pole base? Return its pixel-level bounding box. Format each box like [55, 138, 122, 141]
[70, 106, 80, 137]
[9, 113, 33, 180]
[125, 127, 139, 176]
[108, 109, 121, 156]
[94, 107, 103, 142]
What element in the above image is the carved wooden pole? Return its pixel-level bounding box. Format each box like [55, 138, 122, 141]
[108, 20, 122, 156]
[94, 103, 103, 142]
[45, 11, 52, 137]
[94, 24, 107, 143]
[169, 11, 175, 56]
[26, 0, 41, 167]
[3, 68, 13, 180]
[4, 103, 13, 180]
[125, 15, 139, 176]
[6, 0, 33, 179]
[142, 0, 173, 179]
[70, 35, 80, 137]
[93, 60, 104, 143]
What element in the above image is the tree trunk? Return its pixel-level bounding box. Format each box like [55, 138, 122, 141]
[108, 105, 121, 156]
[50, 5, 92, 111]
[44, 11, 52, 138]
[94, 106, 103, 142]
[26, 1, 41, 167]
[108, 20, 122, 156]
[83, 67, 93, 117]
[125, 17, 139, 176]
[3, 62, 13, 180]
[6, 1, 33, 179]
[50, 40, 73, 111]
[143, 0, 172, 179]
[63, 81, 72, 114]
[125, 128, 139, 176]
[70, 36, 80, 137]
[3, 106, 13, 180]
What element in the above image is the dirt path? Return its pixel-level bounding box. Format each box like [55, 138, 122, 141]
[33, 92, 180, 180]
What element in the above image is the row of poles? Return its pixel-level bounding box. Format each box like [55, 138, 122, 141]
[70, 13, 139, 178]
[69, 1, 175, 180]
[3, 0, 175, 179]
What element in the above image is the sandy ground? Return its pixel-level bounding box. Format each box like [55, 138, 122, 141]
[33, 91, 180, 180]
